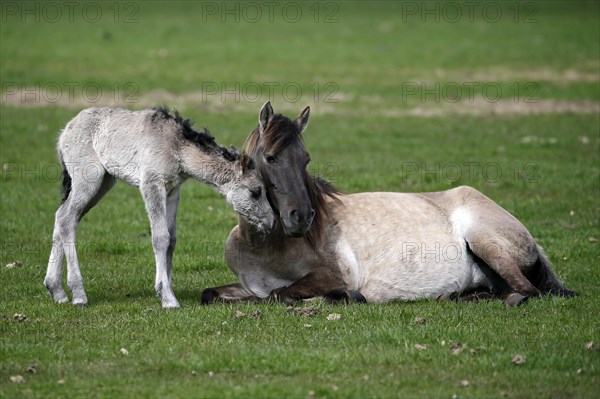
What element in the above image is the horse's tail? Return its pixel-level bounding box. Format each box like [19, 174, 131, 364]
[59, 151, 72, 203]
[526, 245, 577, 297]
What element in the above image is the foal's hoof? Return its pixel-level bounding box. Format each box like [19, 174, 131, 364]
[53, 294, 69, 304]
[505, 293, 529, 307]
[72, 299, 88, 308]
[161, 299, 180, 309]
[46, 286, 69, 304]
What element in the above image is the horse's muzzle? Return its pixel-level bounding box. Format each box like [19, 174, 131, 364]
[282, 210, 314, 237]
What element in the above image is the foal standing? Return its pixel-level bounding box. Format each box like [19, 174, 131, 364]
[45, 107, 274, 309]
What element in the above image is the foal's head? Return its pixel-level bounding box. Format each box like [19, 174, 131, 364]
[227, 165, 276, 234]
[242, 102, 318, 238]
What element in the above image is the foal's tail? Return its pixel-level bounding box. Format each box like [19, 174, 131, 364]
[59, 152, 72, 203]
[527, 245, 577, 297]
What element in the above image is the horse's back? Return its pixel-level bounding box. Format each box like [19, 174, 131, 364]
[327, 186, 545, 302]
[327, 190, 490, 302]
[60, 107, 181, 185]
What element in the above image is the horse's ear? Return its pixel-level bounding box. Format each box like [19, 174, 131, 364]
[259, 101, 274, 134]
[294, 106, 310, 134]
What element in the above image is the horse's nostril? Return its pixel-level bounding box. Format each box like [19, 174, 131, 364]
[289, 209, 314, 224]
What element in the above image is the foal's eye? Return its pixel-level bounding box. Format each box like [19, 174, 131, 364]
[250, 187, 262, 199]
[265, 155, 276, 164]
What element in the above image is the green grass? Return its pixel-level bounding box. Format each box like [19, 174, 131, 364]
[1, 1, 599, 398]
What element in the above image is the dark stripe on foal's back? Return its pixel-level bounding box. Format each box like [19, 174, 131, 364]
[152, 106, 239, 162]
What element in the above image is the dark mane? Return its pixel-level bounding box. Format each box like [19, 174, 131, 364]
[305, 173, 341, 247]
[242, 114, 341, 245]
[152, 106, 239, 162]
[243, 114, 301, 157]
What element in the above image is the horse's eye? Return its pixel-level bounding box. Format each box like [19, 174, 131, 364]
[265, 155, 276, 164]
[250, 187, 262, 199]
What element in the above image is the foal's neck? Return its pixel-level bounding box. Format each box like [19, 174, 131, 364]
[179, 144, 239, 197]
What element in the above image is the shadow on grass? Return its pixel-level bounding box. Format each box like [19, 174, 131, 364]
[84, 286, 204, 307]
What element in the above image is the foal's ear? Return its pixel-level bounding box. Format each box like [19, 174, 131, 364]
[259, 101, 274, 134]
[294, 106, 310, 134]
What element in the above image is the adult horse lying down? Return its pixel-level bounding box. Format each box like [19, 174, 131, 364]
[202, 102, 576, 306]
[45, 107, 274, 309]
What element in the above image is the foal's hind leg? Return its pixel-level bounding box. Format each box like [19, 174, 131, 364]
[140, 180, 179, 309]
[45, 169, 115, 306]
[45, 206, 70, 303]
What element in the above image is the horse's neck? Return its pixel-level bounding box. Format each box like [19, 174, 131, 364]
[179, 144, 237, 196]
[238, 217, 289, 249]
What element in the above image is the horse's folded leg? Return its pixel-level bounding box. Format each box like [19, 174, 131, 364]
[203, 283, 261, 305]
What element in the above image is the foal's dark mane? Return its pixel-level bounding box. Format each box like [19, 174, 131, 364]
[152, 106, 239, 162]
[241, 113, 340, 245]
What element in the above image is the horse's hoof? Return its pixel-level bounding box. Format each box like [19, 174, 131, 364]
[505, 293, 528, 306]
[347, 290, 367, 303]
[201, 289, 218, 305]
[269, 287, 298, 305]
[278, 293, 300, 306]
[324, 289, 366, 304]
[437, 292, 460, 302]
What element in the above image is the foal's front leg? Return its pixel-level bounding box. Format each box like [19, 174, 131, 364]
[141, 181, 179, 309]
[165, 187, 180, 291]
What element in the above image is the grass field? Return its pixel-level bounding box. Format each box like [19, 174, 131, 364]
[1, 1, 599, 398]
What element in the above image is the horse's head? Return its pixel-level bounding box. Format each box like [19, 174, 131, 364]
[243, 102, 314, 237]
